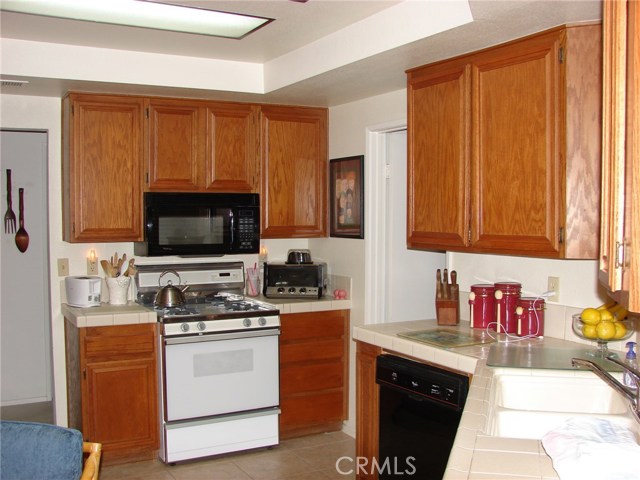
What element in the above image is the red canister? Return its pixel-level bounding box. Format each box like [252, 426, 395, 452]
[515, 297, 545, 337]
[494, 282, 521, 334]
[469, 284, 495, 329]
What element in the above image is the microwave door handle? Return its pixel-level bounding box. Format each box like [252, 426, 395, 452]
[229, 211, 235, 245]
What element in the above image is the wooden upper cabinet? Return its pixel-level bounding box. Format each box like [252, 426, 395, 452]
[204, 103, 259, 192]
[407, 60, 471, 250]
[146, 99, 204, 191]
[260, 105, 328, 238]
[407, 24, 602, 258]
[62, 93, 144, 242]
[599, 0, 639, 311]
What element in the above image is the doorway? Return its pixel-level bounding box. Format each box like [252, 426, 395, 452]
[0, 129, 53, 424]
[365, 125, 445, 324]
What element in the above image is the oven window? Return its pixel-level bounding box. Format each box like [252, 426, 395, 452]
[158, 208, 228, 245]
[194, 349, 253, 377]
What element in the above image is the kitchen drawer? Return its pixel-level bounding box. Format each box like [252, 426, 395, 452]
[280, 338, 344, 363]
[82, 324, 156, 360]
[280, 390, 344, 429]
[281, 361, 344, 395]
[280, 311, 347, 342]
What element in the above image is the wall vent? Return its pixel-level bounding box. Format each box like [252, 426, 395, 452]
[0, 80, 29, 88]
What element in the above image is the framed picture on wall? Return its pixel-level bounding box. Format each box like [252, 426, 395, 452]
[330, 155, 364, 239]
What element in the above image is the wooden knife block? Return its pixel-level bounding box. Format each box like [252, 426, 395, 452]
[436, 295, 460, 325]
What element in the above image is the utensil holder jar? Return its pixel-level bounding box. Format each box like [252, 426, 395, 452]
[494, 282, 521, 334]
[469, 284, 495, 329]
[515, 297, 545, 337]
[107, 276, 131, 305]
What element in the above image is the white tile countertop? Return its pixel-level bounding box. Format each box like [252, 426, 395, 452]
[354, 320, 639, 480]
[62, 295, 352, 328]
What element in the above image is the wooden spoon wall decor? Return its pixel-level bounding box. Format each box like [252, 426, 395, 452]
[14, 188, 29, 253]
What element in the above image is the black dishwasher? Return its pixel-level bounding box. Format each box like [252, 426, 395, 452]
[376, 355, 469, 480]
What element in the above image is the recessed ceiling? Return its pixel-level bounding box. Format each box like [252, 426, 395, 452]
[0, 1, 603, 107]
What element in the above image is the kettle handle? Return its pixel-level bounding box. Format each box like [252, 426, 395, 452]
[159, 269, 181, 287]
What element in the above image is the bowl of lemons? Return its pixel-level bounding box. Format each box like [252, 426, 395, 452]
[572, 302, 634, 356]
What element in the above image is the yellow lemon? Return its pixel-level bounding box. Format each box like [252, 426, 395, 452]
[596, 321, 616, 340]
[613, 322, 627, 339]
[581, 308, 601, 325]
[599, 309, 614, 322]
[582, 324, 598, 339]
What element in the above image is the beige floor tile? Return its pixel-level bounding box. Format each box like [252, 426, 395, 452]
[280, 431, 353, 450]
[170, 461, 252, 480]
[292, 439, 356, 470]
[100, 459, 173, 480]
[322, 465, 357, 479]
[233, 448, 316, 480]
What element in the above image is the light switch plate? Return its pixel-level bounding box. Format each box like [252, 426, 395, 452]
[57, 258, 69, 277]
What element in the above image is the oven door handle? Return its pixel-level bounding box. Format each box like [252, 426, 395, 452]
[164, 328, 280, 345]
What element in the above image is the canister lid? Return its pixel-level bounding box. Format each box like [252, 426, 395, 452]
[470, 284, 495, 295]
[518, 296, 545, 308]
[494, 282, 521, 293]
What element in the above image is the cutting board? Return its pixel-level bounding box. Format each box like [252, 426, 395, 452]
[398, 328, 495, 348]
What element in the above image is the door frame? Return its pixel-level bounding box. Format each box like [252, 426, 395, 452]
[364, 120, 407, 326]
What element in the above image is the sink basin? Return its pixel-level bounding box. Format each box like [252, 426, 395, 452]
[485, 373, 636, 439]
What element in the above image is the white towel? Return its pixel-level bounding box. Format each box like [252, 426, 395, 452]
[541, 417, 640, 480]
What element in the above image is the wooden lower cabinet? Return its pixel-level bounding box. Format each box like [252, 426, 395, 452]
[65, 321, 159, 464]
[279, 310, 349, 439]
[356, 341, 382, 480]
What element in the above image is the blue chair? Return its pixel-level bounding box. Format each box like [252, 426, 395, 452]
[0, 420, 101, 480]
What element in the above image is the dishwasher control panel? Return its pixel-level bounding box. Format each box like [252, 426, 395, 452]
[376, 354, 469, 411]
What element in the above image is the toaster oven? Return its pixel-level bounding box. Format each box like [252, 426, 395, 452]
[262, 262, 327, 299]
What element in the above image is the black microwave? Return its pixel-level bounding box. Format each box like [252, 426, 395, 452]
[134, 192, 260, 257]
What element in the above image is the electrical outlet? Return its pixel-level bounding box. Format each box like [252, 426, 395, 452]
[547, 276, 560, 302]
[57, 258, 69, 277]
[87, 258, 98, 275]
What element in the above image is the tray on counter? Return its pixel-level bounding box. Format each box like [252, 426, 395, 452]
[398, 328, 496, 348]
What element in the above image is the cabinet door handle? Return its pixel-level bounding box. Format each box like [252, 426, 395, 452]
[615, 241, 625, 269]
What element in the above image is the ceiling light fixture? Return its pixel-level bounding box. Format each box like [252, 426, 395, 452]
[0, 0, 273, 39]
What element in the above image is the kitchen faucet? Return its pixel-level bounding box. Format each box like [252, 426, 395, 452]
[571, 356, 640, 423]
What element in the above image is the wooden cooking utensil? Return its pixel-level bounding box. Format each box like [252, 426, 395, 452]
[14, 188, 29, 253]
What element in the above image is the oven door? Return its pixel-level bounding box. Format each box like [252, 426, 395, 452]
[163, 329, 279, 422]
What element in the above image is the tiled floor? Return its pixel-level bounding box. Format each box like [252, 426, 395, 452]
[100, 431, 356, 480]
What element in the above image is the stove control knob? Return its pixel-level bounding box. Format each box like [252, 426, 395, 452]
[180, 323, 190, 332]
[197, 321, 206, 331]
[243, 318, 252, 328]
[258, 317, 267, 326]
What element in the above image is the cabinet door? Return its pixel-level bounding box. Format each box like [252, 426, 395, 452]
[260, 106, 327, 238]
[204, 102, 259, 192]
[470, 31, 563, 255]
[79, 324, 158, 462]
[147, 100, 204, 191]
[63, 94, 144, 242]
[600, 0, 640, 311]
[82, 358, 158, 456]
[407, 60, 471, 250]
